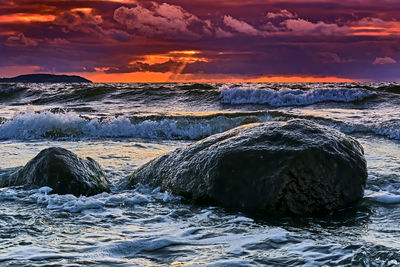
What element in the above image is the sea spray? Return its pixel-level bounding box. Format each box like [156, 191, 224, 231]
[219, 86, 376, 106]
[0, 110, 273, 140]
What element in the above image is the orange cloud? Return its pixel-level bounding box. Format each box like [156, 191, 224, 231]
[350, 18, 400, 36]
[129, 51, 208, 68]
[70, 8, 94, 13]
[0, 13, 55, 23]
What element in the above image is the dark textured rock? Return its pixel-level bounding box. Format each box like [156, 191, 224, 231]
[0, 147, 109, 196]
[0, 74, 92, 83]
[121, 119, 367, 215]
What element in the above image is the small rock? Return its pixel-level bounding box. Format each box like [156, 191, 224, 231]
[0, 147, 110, 196]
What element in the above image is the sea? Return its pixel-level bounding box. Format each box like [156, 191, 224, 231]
[0, 82, 399, 266]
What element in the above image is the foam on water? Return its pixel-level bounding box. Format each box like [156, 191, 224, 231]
[1, 108, 399, 144]
[325, 119, 400, 141]
[365, 191, 400, 204]
[220, 87, 376, 106]
[0, 184, 179, 213]
[0, 110, 273, 141]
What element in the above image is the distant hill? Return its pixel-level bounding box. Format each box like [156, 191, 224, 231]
[0, 74, 92, 83]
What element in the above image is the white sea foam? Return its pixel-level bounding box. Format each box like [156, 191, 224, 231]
[0, 185, 179, 213]
[0, 110, 272, 140]
[220, 87, 376, 106]
[227, 216, 254, 223]
[366, 191, 400, 204]
[329, 120, 400, 140]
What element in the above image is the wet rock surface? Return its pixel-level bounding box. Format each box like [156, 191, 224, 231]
[122, 119, 368, 215]
[0, 147, 109, 196]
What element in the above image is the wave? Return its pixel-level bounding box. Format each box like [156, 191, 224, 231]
[0, 84, 26, 95]
[374, 83, 400, 94]
[0, 109, 399, 141]
[2, 83, 392, 107]
[333, 122, 400, 141]
[0, 110, 273, 141]
[177, 83, 216, 90]
[272, 112, 400, 141]
[219, 87, 377, 106]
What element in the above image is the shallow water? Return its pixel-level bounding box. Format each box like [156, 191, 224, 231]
[0, 82, 399, 266]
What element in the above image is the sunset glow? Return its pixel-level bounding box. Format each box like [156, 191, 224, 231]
[0, 13, 56, 23]
[0, 0, 399, 82]
[79, 71, 357, 83]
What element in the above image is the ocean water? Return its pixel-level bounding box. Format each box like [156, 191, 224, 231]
[0, 82, 399, 266]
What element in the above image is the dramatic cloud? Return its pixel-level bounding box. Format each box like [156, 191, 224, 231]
[54, 8, 132, 41]
[1, 0, 400, 81]
[104, 50, 208, 74]
[281, 19, 349, 36]
[373, 57, 397, 65]
[223, 15, 261, 36]
[113, 3, 209, 39]
[223, 12, 349, 37]
[54, 9, 104, 34]
[266, 9, 297, 20]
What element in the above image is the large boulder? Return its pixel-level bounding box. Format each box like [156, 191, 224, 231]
[0, 147, 110, 196]
[121, 119, 367, 215]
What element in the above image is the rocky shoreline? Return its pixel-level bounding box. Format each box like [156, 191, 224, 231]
[0, 119, 367, 216]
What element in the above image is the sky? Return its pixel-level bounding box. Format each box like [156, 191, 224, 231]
[0, 0, 399, 82]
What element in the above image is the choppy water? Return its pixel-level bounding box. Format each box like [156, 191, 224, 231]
[0, 82, 399, 266]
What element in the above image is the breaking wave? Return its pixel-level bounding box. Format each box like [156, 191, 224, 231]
[0, 110, 273, 141]
[0, 109, 399, 141]
[332, 120, 400, 141]
[219, 87, 377, 106]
